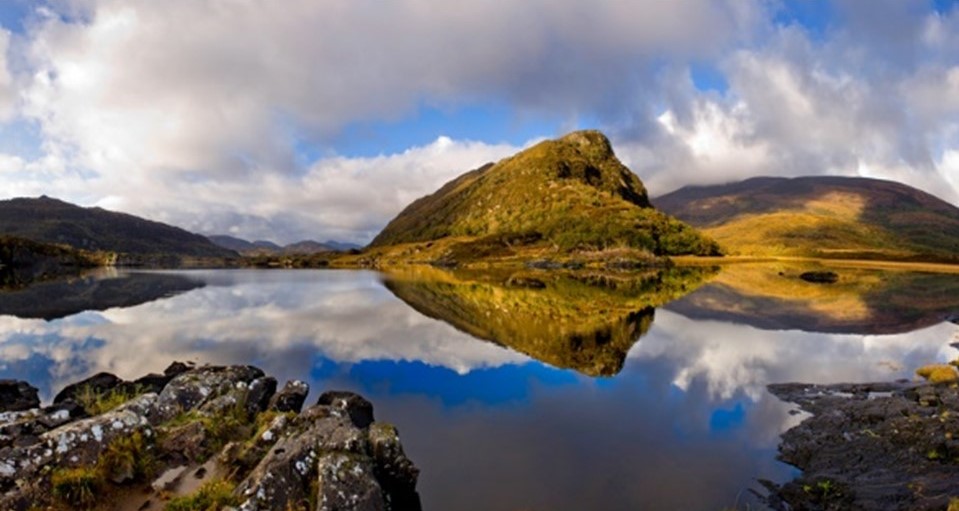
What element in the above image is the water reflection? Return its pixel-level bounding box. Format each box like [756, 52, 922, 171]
[382, 266, 716, 376]
[667, 262, 959, 334]
[0, 268, 205, 320]
[0, 267, 957, 510]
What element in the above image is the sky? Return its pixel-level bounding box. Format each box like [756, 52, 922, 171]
[0, 0, 956, 244]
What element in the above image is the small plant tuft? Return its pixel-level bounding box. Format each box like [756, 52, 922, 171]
[165, 480, 239, 511]
[51, 467, 101, 509]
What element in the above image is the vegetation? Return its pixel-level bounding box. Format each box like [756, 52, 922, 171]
[916, 364, 959, 384]
[51, 467, 101, 509]
[49, 430, 157, 509]
[74, 384, 146, 415]
[656, 176, 959, 263]
[165, 480, 240, 511]
[382, 265, 717, 376]
[369, 131, 720, 260]
[0, 196, 236, 259]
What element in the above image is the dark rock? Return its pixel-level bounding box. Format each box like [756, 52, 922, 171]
[132, 373, 173, 394]
[505, 276, 546, 289]
[317, 391, 375, 429]
[369, 423, 421, 510]
[164, 361, 193, 376]
[767, 380, 959, 510]
[269, 380, 309, 414]
[53, 372, 123, 405]
[799, 271, 839, 284]
[0, 381, 39, 413]
[245, 377, 277, 416]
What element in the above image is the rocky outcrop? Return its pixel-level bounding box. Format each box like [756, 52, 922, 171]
[0, 381, 39, 413]
[0, 363, 420, 511]
[766, 380, 959, 510]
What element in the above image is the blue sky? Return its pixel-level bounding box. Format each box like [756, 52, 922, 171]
[0, 0, 956, 243]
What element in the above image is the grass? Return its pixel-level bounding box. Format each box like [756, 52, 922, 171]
[165, 480, 239, 511]
[916, 364, 959, 384]
[49, 429, 158, 508]
[368, 131, 719, 258]
[51, 467, 101, 509]
[74, 384, 145, 415]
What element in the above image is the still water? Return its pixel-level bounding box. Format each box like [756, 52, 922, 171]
[1, 265, 958, 510]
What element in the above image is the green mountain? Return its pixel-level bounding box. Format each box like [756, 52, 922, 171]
[655, 176, 959, 262]
[369, 131, 720, 259]
[208, 235, 341, 255]
[0, 196, 236, 259]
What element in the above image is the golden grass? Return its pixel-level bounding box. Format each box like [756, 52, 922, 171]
[916, 364, 959, 384]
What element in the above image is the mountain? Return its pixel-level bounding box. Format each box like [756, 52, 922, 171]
[656, 176, 959, 261]
[369, 131, 720, 260]
[0, 196, 236, 259]
[207, 235, 347, 255]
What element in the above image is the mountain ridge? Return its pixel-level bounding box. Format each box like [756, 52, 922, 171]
[0, 196, 236, 259]
[656, 175, 959, 262]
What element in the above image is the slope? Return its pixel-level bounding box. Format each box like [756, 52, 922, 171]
[656, 176, 959, 261]
[0, 196, 236, 258]
[370, 131, 720, 259]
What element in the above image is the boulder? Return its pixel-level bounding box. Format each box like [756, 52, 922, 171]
[269, 380, 309, 413]
[0, 381, 39, 413]
[317, 391, 375, 429]
[53, 372, 124, 405]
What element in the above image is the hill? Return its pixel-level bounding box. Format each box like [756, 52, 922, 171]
[656, 176, 959, 261]
[0, 196, 236, 259]
[208, 235, 347, 255]
[369, 131, 720, 261]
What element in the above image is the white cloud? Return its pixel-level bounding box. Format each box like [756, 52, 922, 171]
[0, 0, 956, 242]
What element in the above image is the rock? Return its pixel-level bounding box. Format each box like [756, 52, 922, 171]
[0, 381, 39, 413]
[368, 423, 421, 509]
[316, 452, 385, 511]
[158, 421, 208, 465]
[0, 364, 419, 511]
[317, 391, 375, 429]
[245, 377, 277, 416]
[505, 276, 546, 289]
[53, 372, 123, 405]
[269, 380, 309, 413]
[152, 365, 265, 424]
[767, 380, 959, 510]
[799, 271, 839, 284]
[164, 361, 193, 377]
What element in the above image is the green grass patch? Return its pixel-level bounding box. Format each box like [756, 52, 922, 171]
[165, 480, 239, 511]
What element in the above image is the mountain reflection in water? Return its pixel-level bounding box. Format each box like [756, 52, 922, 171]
[382, 266, 717, 376]
[0, 267, 957, 510]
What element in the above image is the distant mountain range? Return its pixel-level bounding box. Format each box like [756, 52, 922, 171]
[656, 176, 959, 262]
[207, 235, 360, 255]
[0, 196, 235, 259]
[369, 130, 719, 263]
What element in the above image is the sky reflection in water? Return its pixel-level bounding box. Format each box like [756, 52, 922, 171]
[1, 267, 958, 510]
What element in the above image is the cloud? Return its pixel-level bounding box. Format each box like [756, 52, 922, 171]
[0, 0, 955, 242]
[616, 9, 959, 203]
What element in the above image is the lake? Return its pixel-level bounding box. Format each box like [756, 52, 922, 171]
[1, 264, 958, 510]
